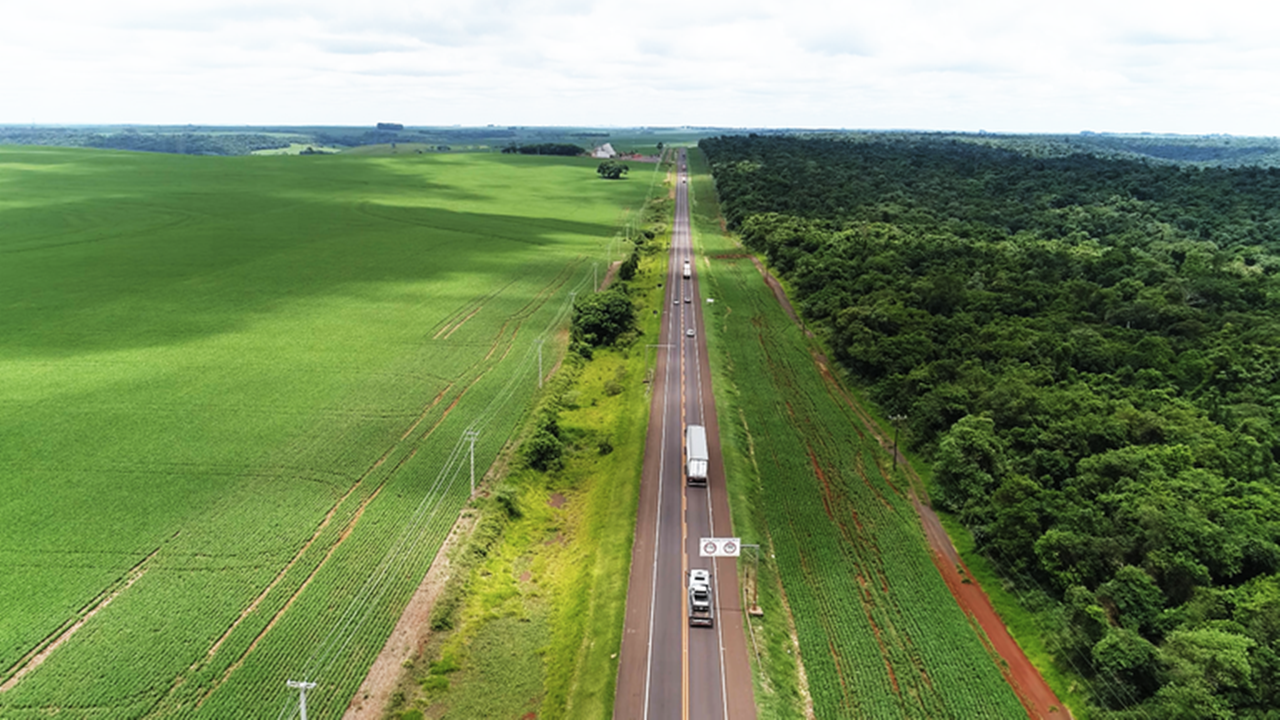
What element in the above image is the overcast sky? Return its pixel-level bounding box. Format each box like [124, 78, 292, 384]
[3, 0, 1276, 135]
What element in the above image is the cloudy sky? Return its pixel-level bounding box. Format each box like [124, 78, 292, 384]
[3, 0, 1276, 134]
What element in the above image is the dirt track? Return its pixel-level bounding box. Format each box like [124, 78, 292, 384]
[342, 513, 475, 719]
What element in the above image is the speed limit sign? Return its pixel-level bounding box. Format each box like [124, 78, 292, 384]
[698, 538, 742, 557]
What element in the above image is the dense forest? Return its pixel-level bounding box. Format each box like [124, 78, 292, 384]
[702, 135, 1280, 719]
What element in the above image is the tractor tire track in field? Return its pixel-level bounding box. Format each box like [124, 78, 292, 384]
[160, 258, 580, 714]
[192, 442, 420, 711]
[159, 264, 567, 708]
[433, 282, 514, 340]
[749, 254, 1066, 719]
[326, 261, 582, 715]
[1, 541, 168, 693]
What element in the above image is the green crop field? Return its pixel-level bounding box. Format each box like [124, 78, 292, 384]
[686, 149, 1027, 718]
[0, 146, 654, 718]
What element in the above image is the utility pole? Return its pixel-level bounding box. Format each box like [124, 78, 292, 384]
[464, 430, 478, 496]
[742, 543, 762, 615]
[536, 338, 545, 388]
[594, 262, 599, 291]
[890, 415, 907, 471]
[287, 680, 316, 720]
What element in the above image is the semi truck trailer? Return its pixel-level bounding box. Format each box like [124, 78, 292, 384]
[686, 425, 708, 485]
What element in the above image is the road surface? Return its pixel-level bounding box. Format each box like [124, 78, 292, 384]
[614, 151, 757, 720]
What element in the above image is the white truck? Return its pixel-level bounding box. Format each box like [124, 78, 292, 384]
[686, 425, 708, 486]
[688, 569, 714, 627]
[683, 260, 691, 279]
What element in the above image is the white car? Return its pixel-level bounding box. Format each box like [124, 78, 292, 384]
[686, 328, 695, 337]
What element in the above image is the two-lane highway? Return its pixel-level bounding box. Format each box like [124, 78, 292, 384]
[615, 150, 756, 720]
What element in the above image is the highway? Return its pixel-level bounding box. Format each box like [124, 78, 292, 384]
[614, 150, 756, 720]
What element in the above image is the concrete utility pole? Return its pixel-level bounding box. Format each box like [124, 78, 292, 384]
[465, 430, 479, 496]
[287, 680, 316, 720]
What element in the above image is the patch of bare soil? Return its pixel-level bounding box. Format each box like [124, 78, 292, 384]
[547, 492, 566, 508]
[598, 260, 623, 291]
[343, 512, 478, 720]
[542, 327, 571, 382]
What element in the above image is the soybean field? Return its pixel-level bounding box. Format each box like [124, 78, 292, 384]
[0, 147, 652, 718]
[687, 149, 1028, 718]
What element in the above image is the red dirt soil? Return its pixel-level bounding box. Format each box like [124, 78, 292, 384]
[753, 255, 1069, 720]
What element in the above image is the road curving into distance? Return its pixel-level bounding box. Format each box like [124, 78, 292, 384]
[614, 150, 757, 720]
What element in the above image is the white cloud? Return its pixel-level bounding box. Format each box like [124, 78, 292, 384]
[1, 0, 1276, 134]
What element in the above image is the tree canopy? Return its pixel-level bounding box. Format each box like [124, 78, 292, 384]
[596, 161, 629, 180]
[571, 288, 635, 349]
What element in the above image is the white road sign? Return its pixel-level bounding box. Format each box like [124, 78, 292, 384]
[698, 537, 741, 557]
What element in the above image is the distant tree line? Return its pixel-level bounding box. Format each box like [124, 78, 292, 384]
[0, 128, 297, 155]
[703, 134, 1280, 718]
[376, 122, 404, 131]
[501, 143, 584, 156]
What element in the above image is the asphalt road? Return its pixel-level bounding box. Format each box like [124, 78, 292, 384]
[614, 151, 756, 720]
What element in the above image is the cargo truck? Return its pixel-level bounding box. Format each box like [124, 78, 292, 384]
[686, 425, 708, 486]
[683, 260, 691, 279]
[688, 569, 714, 627]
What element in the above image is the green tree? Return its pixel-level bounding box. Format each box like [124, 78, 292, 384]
[934, 415, 1007, 516]
[1097, 565, 1165, 635]
[597, 161, 629, 180]
[572, 289, 635, 347]
[618, 250, 639, 281]
[1161, 628, 1256, 698]
[1092, 627, 1160, 706]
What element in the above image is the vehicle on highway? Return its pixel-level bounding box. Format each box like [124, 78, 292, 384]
[688, 569, 714, 627]
[686, 425, 708, 485]
[686, 422, 706, 484]
[683, 260, 691, 279]
[686, 328, 694, 337]
[684, 296, 691, 303]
